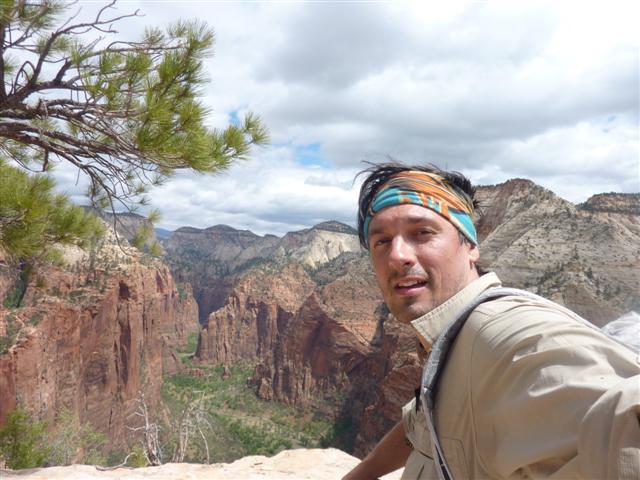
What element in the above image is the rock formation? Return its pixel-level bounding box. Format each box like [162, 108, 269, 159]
[249, 255, 383, 407]
[476, 180, 640, 324]
[0, 226, 199, 449]
[161, 222, 360, 323]
[193, 246, 412, 454]
[196, 262, 317, 365]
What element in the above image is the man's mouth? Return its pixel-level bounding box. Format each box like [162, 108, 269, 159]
[395, 278, 427, 294]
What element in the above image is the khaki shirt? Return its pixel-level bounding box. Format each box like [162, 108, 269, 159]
[401, 273, 640, 479]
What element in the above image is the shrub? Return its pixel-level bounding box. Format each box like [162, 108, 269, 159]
[127, 445, 148, 467]
[43, 408, 107, 466]
[0, 408, 48, 469]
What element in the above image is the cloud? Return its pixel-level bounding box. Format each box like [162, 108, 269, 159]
[35, 1, 639, 235]
[147, 146, 361, 235]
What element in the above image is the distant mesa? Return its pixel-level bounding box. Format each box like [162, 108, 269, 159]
[173, 226, 204, 234]
[155, 227, 173, 240]
[579, 192, 640, 215]
[170, 220, 357, 239]
[309, 220, 357, 235]
[205, 224, 256, 234]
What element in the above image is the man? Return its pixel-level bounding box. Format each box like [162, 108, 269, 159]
[343, 163, 640, 479]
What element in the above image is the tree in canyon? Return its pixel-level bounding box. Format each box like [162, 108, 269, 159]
[0, 408, 48, 469]
[0, 0, 268, 216]
[127, 391, 212, 466]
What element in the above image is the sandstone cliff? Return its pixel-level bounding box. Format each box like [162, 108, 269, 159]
[196, 262, 317, 365]
[193, 247, 413, 454]
[0, 228, 199, 449]
[476, 180, 640, 324]
[161, 221, 360, 323]
[249, 255, 383, 407]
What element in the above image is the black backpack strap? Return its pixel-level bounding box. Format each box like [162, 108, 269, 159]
[420, 287, 539, 479]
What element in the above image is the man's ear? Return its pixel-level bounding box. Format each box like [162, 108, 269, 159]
[468, 242, 480, 268]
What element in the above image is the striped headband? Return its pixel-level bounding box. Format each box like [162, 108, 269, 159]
[363, 171, 478, 247]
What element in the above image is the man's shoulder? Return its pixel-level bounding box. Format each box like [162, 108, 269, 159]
[471, 290, 576, 323]
[461, 290, 639, 365]
[465, 291, 592, 347]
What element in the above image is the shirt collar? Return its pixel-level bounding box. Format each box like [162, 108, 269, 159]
[410, 272, 502, 349]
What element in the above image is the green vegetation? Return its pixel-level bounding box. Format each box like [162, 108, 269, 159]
[232, 257, 278, 275]
[127, 445, 149, 468]
[177, 332, 200, 359]
[320, 415, 357, 452]
[130, 214, 164, 258]
[0, 407, 107, 469]
[0, 313, 19, 354]
[2, 276, 25, 309]
[176, 282, 189, 301]
[160, 361, 335, 463]
[0, 161, 105, 262]
[0, 408, 48, 469]
[45, 409, 106, 466]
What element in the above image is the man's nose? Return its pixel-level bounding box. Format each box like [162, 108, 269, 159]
[389, 236, 415, 269]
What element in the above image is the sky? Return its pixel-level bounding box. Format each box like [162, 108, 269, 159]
[48, 1, 639, 236]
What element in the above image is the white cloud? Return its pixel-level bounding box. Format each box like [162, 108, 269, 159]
[36, 1, 640, 234]
[147, 146, 361, 235]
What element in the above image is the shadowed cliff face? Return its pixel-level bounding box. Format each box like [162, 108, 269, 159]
[195, 263, 317, 365]
[0, 233, 199, 449]
[162, 225, 278, 323]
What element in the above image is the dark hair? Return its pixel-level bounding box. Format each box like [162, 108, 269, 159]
[356, 161, 479, 249]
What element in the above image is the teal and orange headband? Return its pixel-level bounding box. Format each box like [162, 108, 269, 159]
[363, 171, 478, 247]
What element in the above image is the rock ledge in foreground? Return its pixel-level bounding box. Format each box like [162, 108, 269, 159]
[0, 448, 403, 480]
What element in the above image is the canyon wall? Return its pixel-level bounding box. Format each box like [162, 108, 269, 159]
[2, 178, 635, 468]
[0, 230, 199, 449]
[476, 180, 640, 324]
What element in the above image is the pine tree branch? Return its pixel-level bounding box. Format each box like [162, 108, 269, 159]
[0, 0, 268, 220]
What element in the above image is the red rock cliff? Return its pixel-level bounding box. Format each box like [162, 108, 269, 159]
[0, 248, 199, 448]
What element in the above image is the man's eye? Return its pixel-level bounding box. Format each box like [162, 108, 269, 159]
[373, 238, 390, 247]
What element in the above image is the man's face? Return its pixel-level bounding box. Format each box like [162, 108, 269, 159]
[368, 204, 480, 324]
